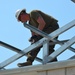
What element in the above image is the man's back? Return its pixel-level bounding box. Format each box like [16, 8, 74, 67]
[29, 10, 59, 32]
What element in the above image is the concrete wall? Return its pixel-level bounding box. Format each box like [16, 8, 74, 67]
[38, 67, 75, 75]
[0, 59, 75, 75]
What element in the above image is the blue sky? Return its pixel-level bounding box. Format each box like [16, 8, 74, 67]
[0, 0, 75, 69]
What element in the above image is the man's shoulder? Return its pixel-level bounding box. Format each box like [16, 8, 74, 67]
[29, 10, 41, 17]
[30, 10, 41, 14]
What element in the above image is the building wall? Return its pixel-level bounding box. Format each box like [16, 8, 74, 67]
[0, 59, 75, 75]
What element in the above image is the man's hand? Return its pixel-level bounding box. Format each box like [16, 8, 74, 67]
[29, 35, 38, 44]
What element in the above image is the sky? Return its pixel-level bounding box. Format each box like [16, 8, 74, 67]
[0, 0, 75, 69]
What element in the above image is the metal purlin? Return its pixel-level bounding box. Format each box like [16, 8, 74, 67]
[0, 19, 75, 69]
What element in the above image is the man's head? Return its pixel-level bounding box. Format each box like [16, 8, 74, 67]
[15, 9, 29, 23]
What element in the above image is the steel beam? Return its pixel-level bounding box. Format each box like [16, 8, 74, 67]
[24, 19, 75, 40]
[0, 20, 75, 69]
[0, 41, 22, 53]
[45, 36, 75, 63]
[71, 0, 75, 3]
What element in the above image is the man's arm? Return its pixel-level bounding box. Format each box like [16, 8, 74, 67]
[37, 16, 46, 31]
[32, 16, 46, 36]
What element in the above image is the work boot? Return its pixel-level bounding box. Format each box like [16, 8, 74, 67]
[17, 61, 32, 67]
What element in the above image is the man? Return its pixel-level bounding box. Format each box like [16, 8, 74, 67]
[15, 9, 59, 67]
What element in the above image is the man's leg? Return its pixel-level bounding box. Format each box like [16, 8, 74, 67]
[49, 46, 57, 62]
[48, 40, 58, 62]
[17, 47, 41, 67]
[17, 36, 42, 67]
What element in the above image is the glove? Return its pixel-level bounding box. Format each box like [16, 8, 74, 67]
[29, 35, 38, 43]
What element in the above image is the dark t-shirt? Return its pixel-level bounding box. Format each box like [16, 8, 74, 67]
[29, 10, 59, 33]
